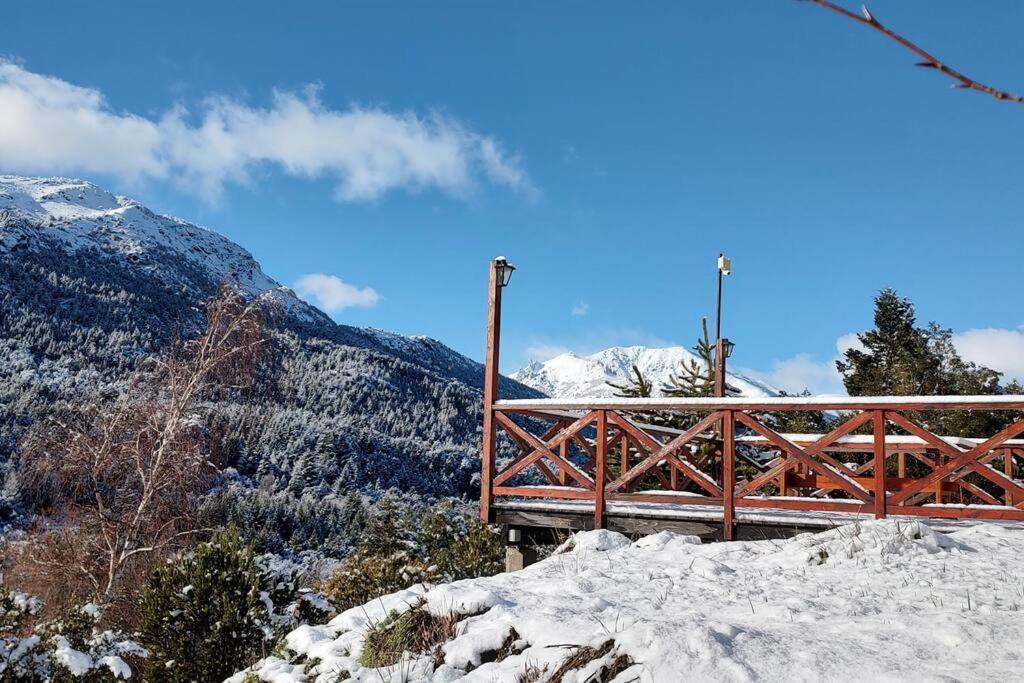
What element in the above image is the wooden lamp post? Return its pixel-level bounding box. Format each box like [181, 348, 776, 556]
[480, 256, 515, 522]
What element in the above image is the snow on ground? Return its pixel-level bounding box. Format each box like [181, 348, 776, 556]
[231, 519, 1024, 682]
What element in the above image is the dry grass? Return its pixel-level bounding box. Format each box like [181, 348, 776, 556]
[549, 639, 635, 683]
[359, 602, 467, 669]
[517, 662, 546, 682]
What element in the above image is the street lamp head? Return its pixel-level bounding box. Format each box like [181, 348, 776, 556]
[717, 253, 732, 276]
[494, 256, 516, 287]
[722, 338, 736, 359]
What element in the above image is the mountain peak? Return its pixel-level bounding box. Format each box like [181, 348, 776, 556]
[511, 345, 778, 399]
[0, 174, 327, 323]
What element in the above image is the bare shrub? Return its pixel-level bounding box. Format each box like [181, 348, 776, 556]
[15, 285, 277, 612]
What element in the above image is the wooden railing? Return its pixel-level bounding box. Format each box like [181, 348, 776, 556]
[479, 396, 1024, 539]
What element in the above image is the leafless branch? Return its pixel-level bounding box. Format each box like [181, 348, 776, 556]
[802, 0, 1024, 104]
[15, 284, 279, 608]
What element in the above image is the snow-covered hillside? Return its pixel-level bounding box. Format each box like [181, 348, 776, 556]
[512, 346, 778, 399]
[0, 174, 540, 536]
[233, 519, 1024, 682]
[0, 176, 329, 323]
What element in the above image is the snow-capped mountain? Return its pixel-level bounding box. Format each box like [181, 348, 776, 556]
[511, 345, 778, 399]
[0, 176, 315, 317]
[0, 175, 539, 535]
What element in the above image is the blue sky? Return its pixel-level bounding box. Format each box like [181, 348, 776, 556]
[3, 1, 1023, 392]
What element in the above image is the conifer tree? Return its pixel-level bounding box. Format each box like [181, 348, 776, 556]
[664, 318, 715, 399]
[607, 365, 655, 398]
[837, 288, 1015, 436]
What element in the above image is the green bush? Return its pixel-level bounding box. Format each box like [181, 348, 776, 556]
[1, 588, 145, 682]
[321, 498, 502, 612]
[139, 527, 330, 683]
[321, 550, 435, 613]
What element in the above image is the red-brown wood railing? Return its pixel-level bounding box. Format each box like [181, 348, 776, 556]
[479, 396, 1024, 539]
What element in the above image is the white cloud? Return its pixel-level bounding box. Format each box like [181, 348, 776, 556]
[739, 333, 863, 396]
[836, 332, 866, 355]
[293, 273, 379, 314]
[570, 302, 589, 317]
[0, 60, 533, 203]
[953, 328, 1024, 383]
[740, 353, 846, 396]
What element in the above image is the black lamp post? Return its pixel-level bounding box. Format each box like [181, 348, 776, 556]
[714, 254, 734, 398]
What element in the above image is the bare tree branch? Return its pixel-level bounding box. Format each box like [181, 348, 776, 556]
[802, 0, 1024, 104]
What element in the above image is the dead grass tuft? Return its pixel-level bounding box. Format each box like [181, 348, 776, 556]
[549, 639, 635, 683]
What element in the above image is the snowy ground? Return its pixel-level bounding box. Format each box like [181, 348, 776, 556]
[232, 519, 1024, 682]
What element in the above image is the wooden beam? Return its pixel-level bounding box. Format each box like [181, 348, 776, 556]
[479, 261, 501, 522]
[873, 410, 887, 519]
[493, 411, 598, 489]
[595, 410, 608, 529]
[888, 417, 1024, 505]
[735, 412, 874, 504]
[607, 411, 724, 495]
[492, 410, 597, 486]
[495, 396, 1024, 412]
[723, 410, 736, 540]
[736, 410, 874, 498]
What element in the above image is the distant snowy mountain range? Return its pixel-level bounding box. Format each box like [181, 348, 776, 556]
[511, 345, 779, 399]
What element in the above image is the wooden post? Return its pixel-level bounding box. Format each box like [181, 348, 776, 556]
[620, 434, 630, 491]
[558, 437, 569, 486]
[722, 410, 735, 540]
[595, 410, 608, 529]
[897, 451, 906, 478]
[714, 338, 727, 398]
[873, 410, 887, 519]
[479, 259, 503, 522]
[1006, 449, 1015, 505]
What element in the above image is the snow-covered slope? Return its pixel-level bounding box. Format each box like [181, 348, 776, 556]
[512, 345, 778, 399]
[233, 519, 1024, 682]
[0, 175, 320, 322]
[0, 175, 542, 529]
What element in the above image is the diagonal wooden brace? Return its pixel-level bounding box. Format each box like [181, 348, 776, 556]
[736, 410, 874, 498]
[607, 411, 724, 495]
[493, 411, 597, 489]
[735, 412, 874, 504]
[887, 415, 1024, 505]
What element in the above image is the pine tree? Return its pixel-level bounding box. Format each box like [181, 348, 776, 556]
[836, 288, 933, 396]
[837, 288, 1014, 436]
[664, 318, 715, 399]
[607, 365, 655, 398]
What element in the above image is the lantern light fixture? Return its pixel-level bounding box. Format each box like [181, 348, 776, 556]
[494, 256, 516, 287]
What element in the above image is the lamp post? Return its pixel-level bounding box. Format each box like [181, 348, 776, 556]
[713, 337, 735, 398]
[480, 256, 515, 522]
[714, 254, 733, 398]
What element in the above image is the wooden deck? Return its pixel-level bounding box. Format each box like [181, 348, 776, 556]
[494, 490, 1024, 543]
[480, 396, 1024, 541]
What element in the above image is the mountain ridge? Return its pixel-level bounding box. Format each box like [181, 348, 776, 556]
[511, 345, 778, 399]
[0, 174, 538, 548]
